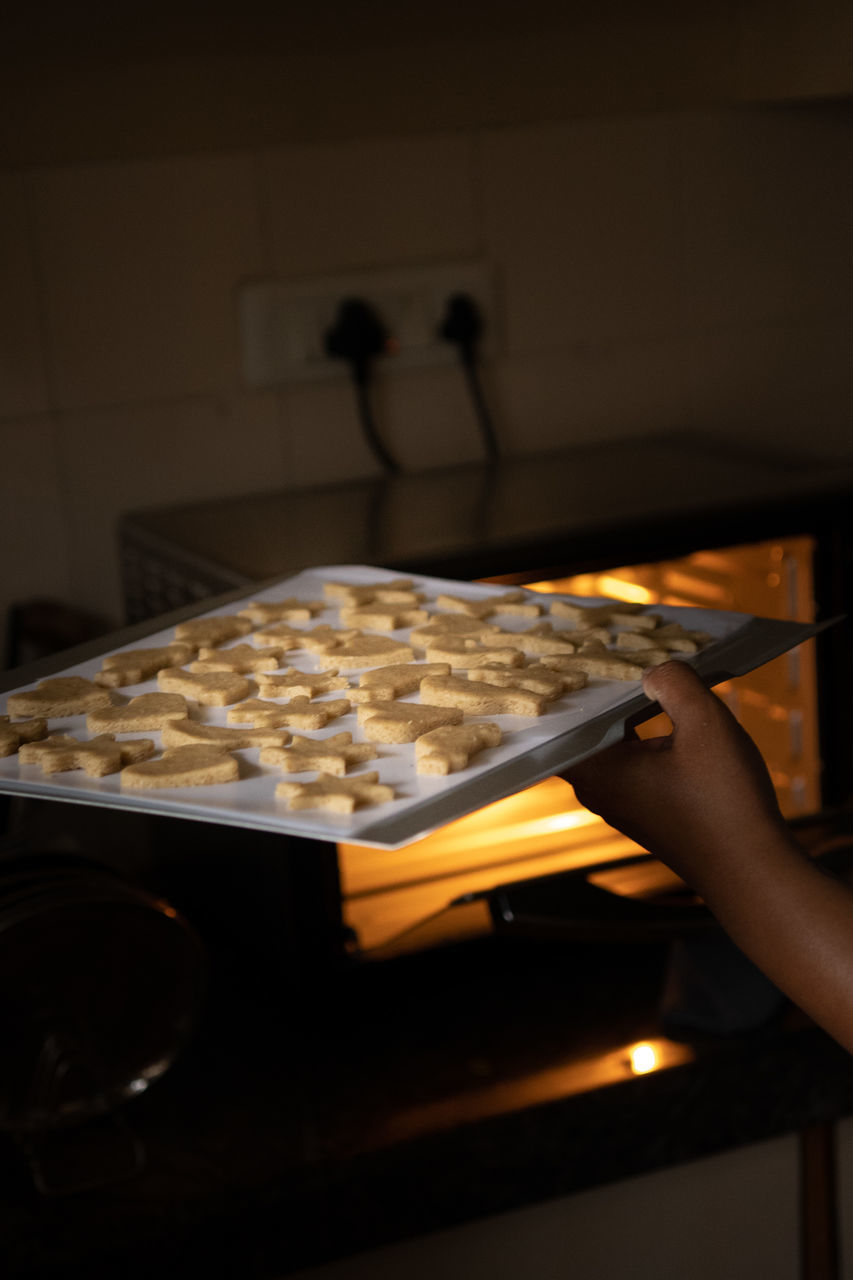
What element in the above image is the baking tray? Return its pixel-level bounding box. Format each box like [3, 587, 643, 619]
[0, 565, 826, 849]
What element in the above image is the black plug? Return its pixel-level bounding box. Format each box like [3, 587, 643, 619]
[324, 297, 400, 475]
[438, 292, 499, 464]
[325, 297, 389, 385]
[439, 292, 483, 364]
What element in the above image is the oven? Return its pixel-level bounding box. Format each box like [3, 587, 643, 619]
[114, 437, 853, 974]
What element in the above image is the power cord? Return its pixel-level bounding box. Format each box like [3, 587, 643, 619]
[439, 292, 500, 465]
[324, 298, 400, 476]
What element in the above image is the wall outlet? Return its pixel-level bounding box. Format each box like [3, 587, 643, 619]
[238, 260, 496, 387]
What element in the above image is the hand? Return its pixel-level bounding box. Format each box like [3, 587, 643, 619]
[563, 660, 787, 886]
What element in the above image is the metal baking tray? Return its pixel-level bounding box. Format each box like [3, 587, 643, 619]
[0, 565, 826, 849]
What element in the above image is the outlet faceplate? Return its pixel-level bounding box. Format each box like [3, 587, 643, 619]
[238, 261, 496, 387]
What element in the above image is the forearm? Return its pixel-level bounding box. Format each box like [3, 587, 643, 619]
[684, 829, 853, 1054]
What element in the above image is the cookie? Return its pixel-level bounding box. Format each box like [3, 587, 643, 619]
[470, 662, 588, 698]
[616, 624, 710, 654]
[260, 733, 377, 776]
[356, 700, 463, 743]
[612, 642, 670, 667]
[251, 624, 314, 651]
[435, 590, 543, 619]
[190, 644, 285, 674]
[415, 723, 502, 775]
[480, 622, 579, 658]
[313, 636, 415, 671]
[423, 637, 525, 669]
[7, 676, 113, 719]
[255, 668, 350, 698]
[254, 624, 360, 652]
[339, 602, 429, 631]
[121, 745, 240, 790]
[94, 643, 193, 688]
[419, 673, 547, 717]
[227, 696, 351, 730]
[276, 771, 395, 814]
[409, 615, 500, 646]
[238, 598, 326, 625]
[173, 615, 254, 649]
[322, 578, 419, 606]
[539, 651, 645, 682]
[0, 716, 48, 757]
[157, 668, 252, 706]
[160, 719, 290, 750]
[19, 733, 155, 777]
[550, 599, 645, 625]
[607, 612, 662, 633]
[87, 692, 189, 733]
[348, 662, 452, 703]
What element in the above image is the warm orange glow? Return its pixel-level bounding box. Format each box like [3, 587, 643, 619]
[629, 1042, 659, 1075]
[526, 573, 655, 605]
[375, 1036, 694, 1149]
[341, 537, 820, 957]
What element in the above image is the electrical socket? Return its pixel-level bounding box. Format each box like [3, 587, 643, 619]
[238, 260, 496, 388]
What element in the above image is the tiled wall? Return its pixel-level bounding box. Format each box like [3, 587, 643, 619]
[2, 102, 853, 633]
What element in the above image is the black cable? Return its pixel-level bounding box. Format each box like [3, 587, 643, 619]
[352, 365, 400, 477]
[439, 292, 500, 465]
[325, 298, 400, 476]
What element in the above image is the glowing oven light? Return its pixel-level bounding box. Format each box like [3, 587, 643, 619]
[628, 1042, 659, 1075]
[593, 577, 655, 605]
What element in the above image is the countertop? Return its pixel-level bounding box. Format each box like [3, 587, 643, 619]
[2, 843, 853, 1280]
[120, 434, 853, 589]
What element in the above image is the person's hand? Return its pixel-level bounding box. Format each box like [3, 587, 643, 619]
[563, 660, 787, 886]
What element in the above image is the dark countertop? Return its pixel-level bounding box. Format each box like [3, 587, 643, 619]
[2, 841, 853, 1280]
[120, 434, 853, 590]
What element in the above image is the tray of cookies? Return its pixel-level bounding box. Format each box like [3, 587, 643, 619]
[0, 565, 823, 849]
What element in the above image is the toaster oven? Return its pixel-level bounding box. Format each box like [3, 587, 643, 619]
[113, 438, 853, 966]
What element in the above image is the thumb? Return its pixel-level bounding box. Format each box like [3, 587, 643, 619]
[641, 660, 725, 739]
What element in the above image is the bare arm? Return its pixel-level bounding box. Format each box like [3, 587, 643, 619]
[563, 660, 853, 1054]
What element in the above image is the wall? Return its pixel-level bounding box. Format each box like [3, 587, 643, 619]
[2, 8, 853, 638]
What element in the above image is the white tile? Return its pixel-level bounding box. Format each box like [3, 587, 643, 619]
[678, 109, 805, 329]
[480, 115, 683, 354]
[260, 134, 479, 276]
[29, 154, 265, 410]
[0, 416, 71, 650]
[281, 379, 385, 488]
[281, 360, 490, 488]
[379, 366, 494, 471]
[56, 393, 284, 619]
[682, 316, 853, 460]
[0, 175, 50, 419]
[783, 102, 853, 314]
[493, 337, 693, 456]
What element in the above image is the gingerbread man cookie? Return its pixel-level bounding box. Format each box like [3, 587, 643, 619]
[227, 696, 351, 730]
[276, 771, 395, 814]
[260, 733, 377, 776]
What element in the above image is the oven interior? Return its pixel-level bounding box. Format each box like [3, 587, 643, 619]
[339, 535, 821, 958]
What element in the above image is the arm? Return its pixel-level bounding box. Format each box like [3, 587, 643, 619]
[563, 660, 853, 1054]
